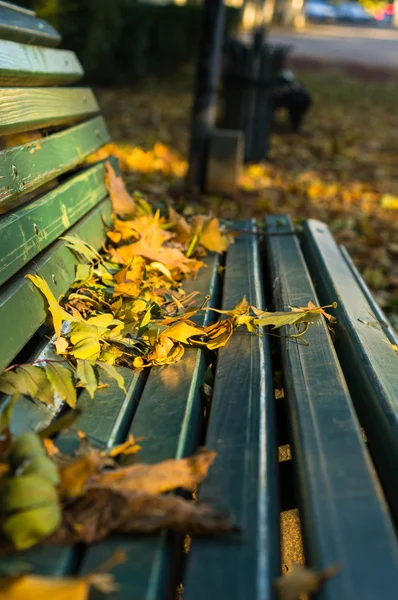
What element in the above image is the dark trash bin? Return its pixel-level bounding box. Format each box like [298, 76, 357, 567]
[220, 30, 290, 163]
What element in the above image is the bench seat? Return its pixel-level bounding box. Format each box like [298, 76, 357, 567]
[0, 3, 398, 599]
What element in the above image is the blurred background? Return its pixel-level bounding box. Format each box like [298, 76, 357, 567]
[10, 0, 398, 329]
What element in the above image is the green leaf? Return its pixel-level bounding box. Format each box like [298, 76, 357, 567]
[0, 394, 19, 434]
[61, 235, 102, 263]
[253, 311, 306, 330]
[44, 363, 76, 408]
[38, 409, 82, 439]
[0, 366, 54, 405]
[68, 322, 102, 361]
[97, 362, 126, 392]
[76, 360, 98, 399]
[73, 263, 93, 286]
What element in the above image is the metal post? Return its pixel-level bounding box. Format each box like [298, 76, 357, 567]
[187, 0, 226, 192]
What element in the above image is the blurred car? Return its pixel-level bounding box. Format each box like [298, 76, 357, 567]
[335, 2, 374, 22]
[305, 0, 337, 21]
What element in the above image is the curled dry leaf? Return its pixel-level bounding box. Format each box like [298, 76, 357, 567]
[274, 564, 339, 600]
[108, 434, 141, 457]
[105, 161, 136, 217]
[91, 448, 216, 494]
[58, 449, 104, 499]
[47, 488, 237, 545]
[0, 549, 124, 600]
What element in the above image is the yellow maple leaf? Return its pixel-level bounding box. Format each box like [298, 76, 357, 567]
[163, 321, 204, 344]
[25, 275, 72, 338]
[198, 217, 229, 253]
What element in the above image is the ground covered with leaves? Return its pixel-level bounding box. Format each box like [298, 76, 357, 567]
[95, 63, 398, 328]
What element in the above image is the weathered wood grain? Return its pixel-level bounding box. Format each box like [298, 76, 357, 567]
[265, 215, 398, 600]
[0, 162, 109, 285]
[301, 219, 398, 524]
[0, 88, 98, 136]
[0, 3, 60, 47]
[0, 39, 82, 85]
[0, 197, 112, 372]
[184, 220, 278, 600]
[0, 116, 110, 209]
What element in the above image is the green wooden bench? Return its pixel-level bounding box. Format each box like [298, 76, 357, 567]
[1, 3, 398, 599]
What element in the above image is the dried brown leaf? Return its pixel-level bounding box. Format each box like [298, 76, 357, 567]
[274, 564, 339, 600]
[92, 448, 216, 494]
[105, 161, 136, 217]
[47, 488, 236, 545]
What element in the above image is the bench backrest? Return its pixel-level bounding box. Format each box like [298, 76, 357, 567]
[0, 1, 112, 409]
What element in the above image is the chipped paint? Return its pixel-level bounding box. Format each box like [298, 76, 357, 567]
[61, 203, 70, 229]
[28, 142, 42, 154]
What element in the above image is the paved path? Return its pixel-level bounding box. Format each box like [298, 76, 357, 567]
[245, 25, 398, 68]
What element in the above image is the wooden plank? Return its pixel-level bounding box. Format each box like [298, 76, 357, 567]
[0, 162, 109, 286]
[0, 116, 110, 209]
[265, 215, 398, 599]
[0, 197, 112, 372]
[0, 88, 98, 136]
[184, 220, 278, 600]
[0, 39, 82, 86]
[301, 219, 398, 522]
[0, 2, 60, 48]
[340, 244, 398, 346]
[79, 253, 222, 598]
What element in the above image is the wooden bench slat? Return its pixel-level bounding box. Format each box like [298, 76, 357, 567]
[0, 88, 98, 136]
[57, 366, 147, 455]
[340, 245, 398, 347]
[184, 220, 279, 600]
[0, 162, 109, 286]
[265, 215, 398, 598]
[0, 39, 82, 86]
[0, 197, 111, 372]
[301, 219, 398, 522]
[0, 2, 60, 48]
[0, 116, 110, 210]
[79, 254, 222, 599]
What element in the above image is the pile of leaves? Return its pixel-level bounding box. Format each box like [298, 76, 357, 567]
[0, 162, 339, 409]
[0, 158, 341, 599]
[0, 424, 233, 553]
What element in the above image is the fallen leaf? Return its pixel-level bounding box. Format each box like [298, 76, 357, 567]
[274, 564, 339, 600]
[75, 360, 98, 399]
[108, 435, 141, 457]
[92, 448, 216, 494]
[58, 450, 103, 499]
[25, 275, 72, 338]
[198, 217, 229, 253]
[0, 366, 54, 406]
[105, 161, 136, 216]
[44, 363, 76, 409]
[97, 363, 126, 392]
[381, 194, 398, 210]
[0, 395, 19, 435]
[61, 235, 102, 263]
[163, 321, 204, 344]
[0, 574, 90, 600]
[47, 488, 236, 545]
